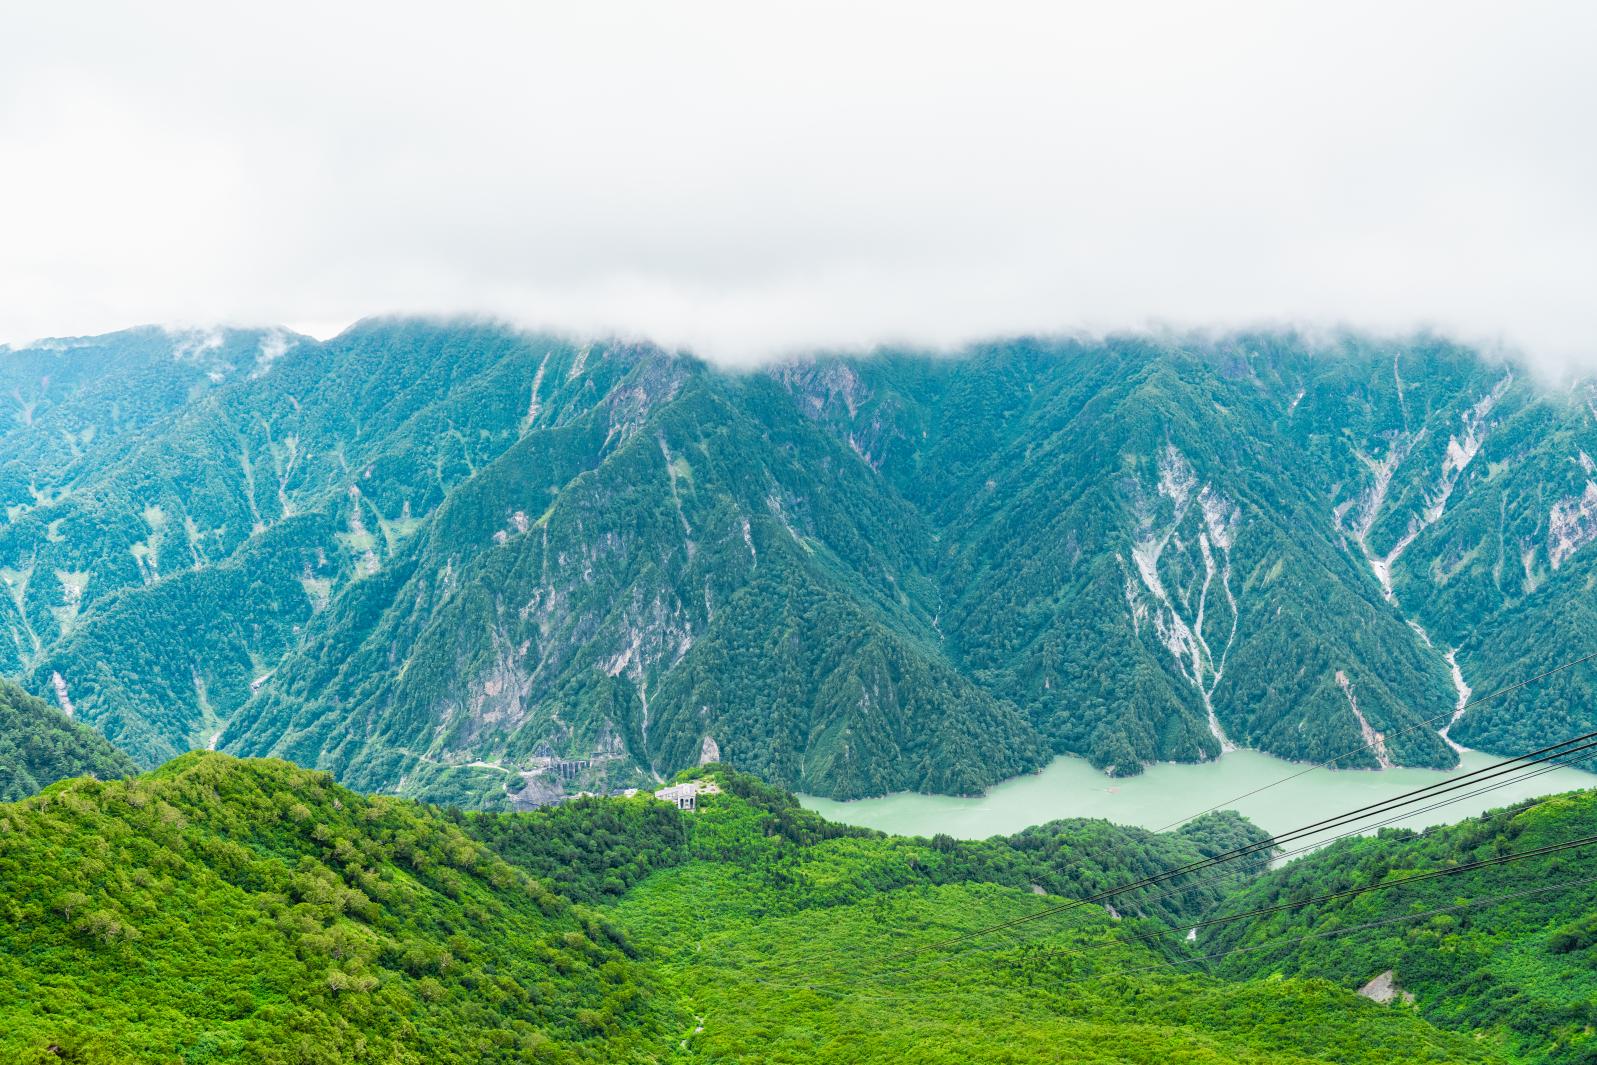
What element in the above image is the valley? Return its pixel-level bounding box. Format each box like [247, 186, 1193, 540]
[6, 9, 1590, 1060]
[4, 323, 1597, 806]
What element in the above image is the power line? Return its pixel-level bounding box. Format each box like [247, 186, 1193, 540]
[1023, 744, 1597, 944]
[879, 731, 1597, 963]
[1155, 648, 1597, 833]
[718, 829, 1597, 1009]
[804, 752, 1597, 992]
[779, 725, 1597, 982]
[862, 653, 1597, 967]
[1017, 829, 1597, 970]
[1024, 872, 1597, 990]
[749, 739, 1597, 997]
[748, 655, 1597, 991]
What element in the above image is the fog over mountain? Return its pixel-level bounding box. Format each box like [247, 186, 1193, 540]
[0, 320, 1590, 809]
[3, 2, 1595, 366]
[10, 8, 1597, 1061]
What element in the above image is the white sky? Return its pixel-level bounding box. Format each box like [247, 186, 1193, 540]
[2, 2, 1594, 365]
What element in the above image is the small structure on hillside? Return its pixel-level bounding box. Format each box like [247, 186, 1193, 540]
[551, 758, 591, 781]
[654, 779, 721, 811]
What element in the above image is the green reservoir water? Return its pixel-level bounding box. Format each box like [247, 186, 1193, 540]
[799, 748, 1597, 849]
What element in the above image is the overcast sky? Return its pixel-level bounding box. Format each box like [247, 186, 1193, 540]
[2, 2, 1594, 365]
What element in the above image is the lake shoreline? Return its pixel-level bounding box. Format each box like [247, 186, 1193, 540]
[798, 746, 1597, 843]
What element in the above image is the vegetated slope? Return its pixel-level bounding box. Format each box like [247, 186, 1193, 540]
[228, 366, 1044, 802]
[0, 756, 1498, 1063]
[224, 329, 1469, 800]
[6, 320, 624, 766]
[780, 339, 1462, 772]
[1206, 788, 1597, 1065]
[0, 327, 296, 523]
[0, 677, 133, 801]
[0, 753, 672, 1063]
[527, 767, 1498, 1063]
[8, 322, 1597, 801]
[465, 766, 1274, 924]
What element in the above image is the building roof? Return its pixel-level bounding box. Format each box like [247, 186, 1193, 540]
[654, 780, 722, 802]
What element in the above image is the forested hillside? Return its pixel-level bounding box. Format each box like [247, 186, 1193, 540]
[0, 755, 1519, 1063]
[1208, 788, 1597, 1063]
[0, 678, 132, 801]
[0, 754, 670, 1063]
[5, 323, 1597, 801]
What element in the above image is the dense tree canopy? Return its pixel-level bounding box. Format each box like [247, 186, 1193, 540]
[5, 324, 1596, 804]
[0, 678, 132, 801]
[4, 754, 1562, 1061]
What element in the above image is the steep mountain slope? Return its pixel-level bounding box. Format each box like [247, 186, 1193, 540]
[226, 365, 1044, 800]
[6, 322, 1596, 801]
[0, 677, 133, 801]
[0, 755, 1502, 1063]
[0, 326, 298, 526]
[8, 321, 621, 765]
[781, 340, 1460, 772]
[0, 753, 670, 1063]
[1207, 788, 1597, 1064]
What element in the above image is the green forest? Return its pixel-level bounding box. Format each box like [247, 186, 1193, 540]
[6, 324, 1597, 804]
[0, 678, 132, 802]
[2, 753, 1592, 1062]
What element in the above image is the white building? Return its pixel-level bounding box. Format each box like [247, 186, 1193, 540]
[653, 780, 721, 811]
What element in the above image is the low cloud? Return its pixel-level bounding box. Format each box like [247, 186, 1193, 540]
[2, 2, 1594, 369]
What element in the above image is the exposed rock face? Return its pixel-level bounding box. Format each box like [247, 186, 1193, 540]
[1550, 480, 1597, 569]
[10, 324, 1597, 802]
[49, 671, 74, 718]
[1121, 444, 1241, 752]
[1336, 670, 1392, 769]
[1357, 969, 1415, 1005]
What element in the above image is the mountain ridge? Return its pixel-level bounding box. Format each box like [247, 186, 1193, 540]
[4, 322, 1595, 801]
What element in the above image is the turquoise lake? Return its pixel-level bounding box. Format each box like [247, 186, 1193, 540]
[799, 747, 1597, 850]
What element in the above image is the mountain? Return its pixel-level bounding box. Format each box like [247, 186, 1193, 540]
[5, 322, 1597, 802]
[1207, 787, 1597, 1063]
[0, 754, 1504, 1063]
[0, 677, 133, 801]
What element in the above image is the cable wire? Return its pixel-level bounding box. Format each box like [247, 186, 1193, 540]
[752, 742, 1597, 997]
[824, 775, 1597, 989]
[1024, 872, 1597, 989]
[880, 732, 1597, 962]
[1018, 830, 1597, 969]
[1155, 648, 1597, 833]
